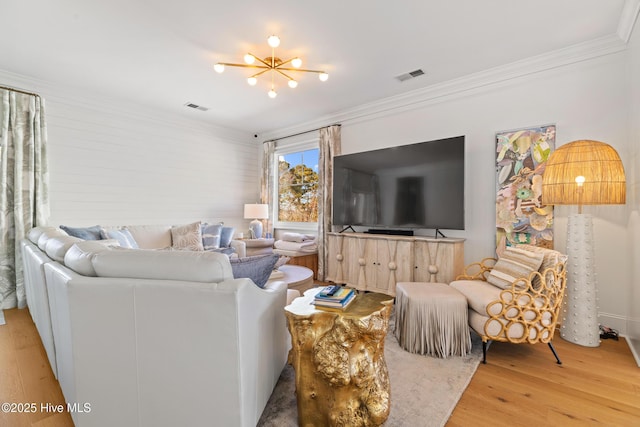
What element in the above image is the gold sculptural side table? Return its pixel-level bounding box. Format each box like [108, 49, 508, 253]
[285, 288, 394, 427]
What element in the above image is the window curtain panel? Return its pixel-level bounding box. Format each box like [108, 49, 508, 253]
[0, 89, 50, 309]
[318, 125, 341, 281]
[260, 140, 276, 235]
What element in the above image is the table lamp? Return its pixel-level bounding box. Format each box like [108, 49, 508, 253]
[542, 140, 626, 347]
[244, 203, 269, 239]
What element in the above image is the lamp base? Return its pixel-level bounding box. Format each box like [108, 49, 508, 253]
[560, 213, 600, 347]
[249, 219, 263, 239]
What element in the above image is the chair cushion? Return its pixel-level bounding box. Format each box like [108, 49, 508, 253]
[450, 280, 503, 316]
[486, 246, 544, 290]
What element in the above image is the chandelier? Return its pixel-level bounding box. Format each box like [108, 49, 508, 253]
[214, 35, 329, 98]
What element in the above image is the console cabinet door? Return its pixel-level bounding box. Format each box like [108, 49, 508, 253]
[326, 234, 361, 289]
[326, 234, 344, 284]
[370, 238, 413, 294]
[414, 240, 464, 284]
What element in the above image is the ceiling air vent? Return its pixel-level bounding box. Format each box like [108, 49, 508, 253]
[184, 102, 209, 111]
[395, 68, 425, 82]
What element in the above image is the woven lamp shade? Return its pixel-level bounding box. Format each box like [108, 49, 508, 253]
[542, 140, 626, 206]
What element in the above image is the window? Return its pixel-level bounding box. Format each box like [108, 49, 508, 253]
[275, 147, 319, 227]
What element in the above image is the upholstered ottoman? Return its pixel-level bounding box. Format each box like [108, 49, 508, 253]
[394, 282, 471, 358]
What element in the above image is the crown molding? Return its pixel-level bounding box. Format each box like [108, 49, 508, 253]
[618, 0, 640, 43]
[261, 34, 629, 141]
[0, 68, 254, 144]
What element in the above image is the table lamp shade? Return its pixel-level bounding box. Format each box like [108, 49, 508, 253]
[244, 204, 269, 239]
[542, 140, 625, 206]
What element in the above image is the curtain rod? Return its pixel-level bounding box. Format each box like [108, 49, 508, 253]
[0, 84, 40, 97]
[264, 123, 341, 143]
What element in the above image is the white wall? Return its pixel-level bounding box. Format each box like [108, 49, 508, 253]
[338, 51, 633, 333]
[626, 13, 640, 357]
[0, 70, 260, 232]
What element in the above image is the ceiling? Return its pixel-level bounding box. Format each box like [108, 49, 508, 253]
[0, 1, 630, 136]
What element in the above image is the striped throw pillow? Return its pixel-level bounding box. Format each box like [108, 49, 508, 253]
[487, 246, 544, 290]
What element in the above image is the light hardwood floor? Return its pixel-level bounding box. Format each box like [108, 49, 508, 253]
[1, 307, 639, 426]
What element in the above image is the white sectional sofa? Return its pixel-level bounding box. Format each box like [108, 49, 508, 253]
[21, 225, 292, 427]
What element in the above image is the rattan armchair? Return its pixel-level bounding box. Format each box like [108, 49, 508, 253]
[450, 246, 567, 364]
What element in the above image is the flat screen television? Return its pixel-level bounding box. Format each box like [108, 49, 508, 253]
[332, 136, 465, 232]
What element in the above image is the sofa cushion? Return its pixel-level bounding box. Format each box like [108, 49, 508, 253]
[125, 224, 172, 249]
[230, 254, 280, 288]
[486, 246, 544, 290]
[64, 241, 120, 276]
[37, 228, 70, 251]
[92, 249, 232, 282]
[60, 225, 103, 240]
[201, 223, 222, 250]
[44, 236, 85, 262]
[28, 226, 62, 244]
[100, 228, 139, 249]
[171, 222, 204, 251]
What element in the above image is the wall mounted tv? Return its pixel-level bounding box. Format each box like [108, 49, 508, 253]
[332, 136, 465, 232]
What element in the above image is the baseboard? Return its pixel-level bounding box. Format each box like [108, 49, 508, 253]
[624, 337, 640, 367]
[598, 312, 628, 335]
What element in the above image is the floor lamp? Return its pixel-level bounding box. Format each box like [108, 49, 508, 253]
[542, 140, 626, 347]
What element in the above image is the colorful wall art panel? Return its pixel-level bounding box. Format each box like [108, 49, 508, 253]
[495, 124, 556, 250]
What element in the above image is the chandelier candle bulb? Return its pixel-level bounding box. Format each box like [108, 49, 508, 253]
[267, 35, 280, 48]
[244, 54, 255, 64]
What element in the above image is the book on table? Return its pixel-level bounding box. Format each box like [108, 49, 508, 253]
[314, 286, 356, 309]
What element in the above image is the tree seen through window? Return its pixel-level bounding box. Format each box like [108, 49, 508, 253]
[278, 149, 319, 223]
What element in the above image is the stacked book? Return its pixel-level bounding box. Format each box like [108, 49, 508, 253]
[313, 285, 356, 310]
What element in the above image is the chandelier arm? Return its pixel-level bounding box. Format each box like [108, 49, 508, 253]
[274, 69, 295, 81]
[249, 69, 272, 79]
[276, 67, 326, 73]
[249, 53, 273, 68]
[218, 62, 269, 70]
[275, 57, 295, 68]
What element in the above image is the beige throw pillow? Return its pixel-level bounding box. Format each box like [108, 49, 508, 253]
[487, 246, 544, 291]
[515, 244, 568, 290]
[171, 222, 204, 251]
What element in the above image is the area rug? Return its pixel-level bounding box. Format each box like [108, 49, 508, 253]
[258, 315, 483, 427]
[0, 309, 5, 326]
